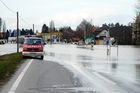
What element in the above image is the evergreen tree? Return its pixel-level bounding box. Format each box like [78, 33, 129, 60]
[41, 24, 49, 33]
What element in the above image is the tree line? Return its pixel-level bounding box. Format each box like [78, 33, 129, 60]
[41, 19, 132, 45]
[2, 19, 132, 45]
[6, 29, 34, 37]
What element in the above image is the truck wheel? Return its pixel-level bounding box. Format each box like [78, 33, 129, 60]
[40, 56, 44, 60]
[23, 56, 27, 59]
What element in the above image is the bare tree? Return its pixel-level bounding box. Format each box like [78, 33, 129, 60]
[49, 20, 55, 32]
[76, 19, 93, 40]
[0, 18, 2, 32]
[2, 21, 6, 32]
[59, 26, 74, 41]
[136, 0, 140, 13]
[0, 18, 6, 32]
[132, 0, 140, 44]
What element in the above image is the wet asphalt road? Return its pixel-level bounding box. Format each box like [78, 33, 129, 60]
[1, 59, 84, 93]
[1, 44, 140, 93]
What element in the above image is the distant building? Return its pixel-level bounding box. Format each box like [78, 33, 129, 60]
[95, 30, 110, 45]
[38, 32, 63, 43]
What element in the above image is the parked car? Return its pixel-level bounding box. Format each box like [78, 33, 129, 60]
[22, 37, 45, 59]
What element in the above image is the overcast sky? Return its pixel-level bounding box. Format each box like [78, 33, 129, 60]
[0, 0, 136, 31]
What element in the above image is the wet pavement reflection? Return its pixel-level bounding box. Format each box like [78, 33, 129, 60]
[76, 46, 140, 85]
[49, 45, 140, 83]
[44, 45, 140, 93]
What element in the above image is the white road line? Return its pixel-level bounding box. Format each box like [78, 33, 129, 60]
[8, 59, 33, 93]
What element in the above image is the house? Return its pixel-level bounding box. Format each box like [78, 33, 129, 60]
[95, 30, 110, 45]
[38, 32, 63, 43]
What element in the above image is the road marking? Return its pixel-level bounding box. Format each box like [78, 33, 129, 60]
[8, 59, 33, 93]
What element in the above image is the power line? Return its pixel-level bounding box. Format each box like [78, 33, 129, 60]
[19, 16, 31, 26]
[0, 0, 31, 27]
[0, 0, 15, 14]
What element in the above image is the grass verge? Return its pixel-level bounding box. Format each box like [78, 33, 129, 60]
[0, 52, 23, 85]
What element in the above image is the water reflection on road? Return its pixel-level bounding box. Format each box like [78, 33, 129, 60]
[45, 45, 140, 92]
[75, 46, 140, 85]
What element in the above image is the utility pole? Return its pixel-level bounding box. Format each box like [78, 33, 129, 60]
[33, 24, 34, 34]
[84, 25, 86, 44]
[17, 12, 19, 53]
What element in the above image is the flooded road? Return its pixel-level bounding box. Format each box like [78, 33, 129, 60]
[44, 44, 140, 93]
[1, 44, 140, 93]
[0, 44, 22, 55]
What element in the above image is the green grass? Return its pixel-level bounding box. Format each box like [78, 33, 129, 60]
[0, 53, 23, 81]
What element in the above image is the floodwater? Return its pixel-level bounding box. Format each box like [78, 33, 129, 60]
[0, 43, 22, 55]
[44, 44, 140, 93]
[78, 46, 140, 84]
[1, 44, 140, 93]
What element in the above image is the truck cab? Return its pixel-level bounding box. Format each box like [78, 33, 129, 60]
[22, 37, 45, 59]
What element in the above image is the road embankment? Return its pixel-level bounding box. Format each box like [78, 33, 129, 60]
[0, 53, 23, 85]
